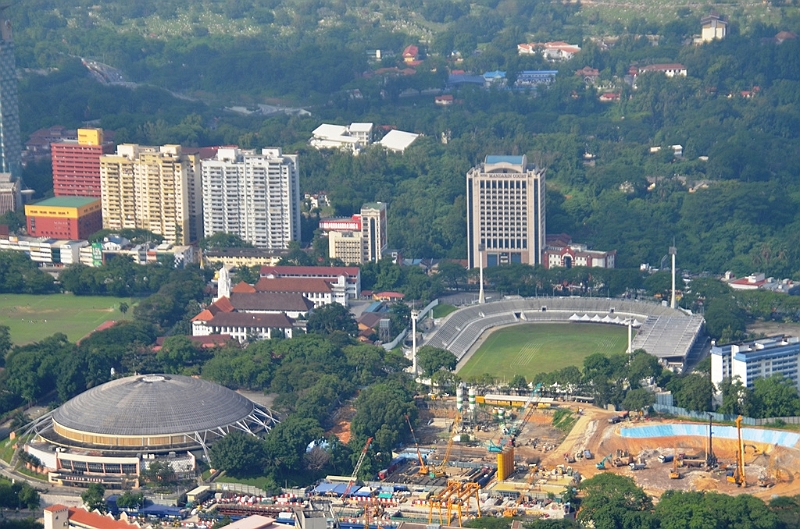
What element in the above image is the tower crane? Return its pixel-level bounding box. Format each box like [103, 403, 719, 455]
[338, 437, 373, 518]
[405, 414, 430, 475]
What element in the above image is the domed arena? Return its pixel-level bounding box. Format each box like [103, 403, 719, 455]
[25, 374, 278, 489]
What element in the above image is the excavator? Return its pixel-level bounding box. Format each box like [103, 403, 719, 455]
[596, 454, 612, 470]
[669, 448, 681, 479]
[405, 414, 430, 476]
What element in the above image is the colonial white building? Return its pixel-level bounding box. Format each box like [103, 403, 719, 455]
[201, 147, 301, 249]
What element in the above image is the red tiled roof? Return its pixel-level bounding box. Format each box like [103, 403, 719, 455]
[403, 45, 419, 57]
[260, 265, 360, 277]
[211, 296, 235, 313]
[254, 277, 332, 294]
[375, 291, 405, 299]
[230, 292, 315, 312]
[191, 309, 215, 322]
[44, 505, 69, 512]
[155, 335, 234, 348]
[232, 281, 257, 293]
[208, 312, 294, 328]
[68, 507, 141, 529]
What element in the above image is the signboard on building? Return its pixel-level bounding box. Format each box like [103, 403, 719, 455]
[91, 242, 103, 267]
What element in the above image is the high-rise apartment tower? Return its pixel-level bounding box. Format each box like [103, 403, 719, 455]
[201, 147, 301, 249]
[99, 144, 200, 245]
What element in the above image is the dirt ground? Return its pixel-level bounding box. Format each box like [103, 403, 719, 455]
[747, 321, 800, 338]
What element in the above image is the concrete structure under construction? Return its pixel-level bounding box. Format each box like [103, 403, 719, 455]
[466, 155, 546, 268]
[26, 374, 278, 489]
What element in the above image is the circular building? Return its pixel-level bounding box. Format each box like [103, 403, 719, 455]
[26, 374, 278, 488]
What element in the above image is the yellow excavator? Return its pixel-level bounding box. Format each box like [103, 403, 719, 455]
[669, 447, 681, 479]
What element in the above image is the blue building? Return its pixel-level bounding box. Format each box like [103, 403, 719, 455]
[711, 336, 800, 395]
[514, 71, 558, 88]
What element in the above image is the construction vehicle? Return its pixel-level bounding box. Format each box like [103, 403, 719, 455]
[669, 447, 681, 479]
[405, 414, 430, 476]
[596, 455, 612, 470]
[503, 383, 544, 438]
[726, 416, 746, 487]
[431, 413, 460, 478]
[613, 449, 632, 467]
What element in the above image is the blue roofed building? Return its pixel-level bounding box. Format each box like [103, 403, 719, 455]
[514, 70, 558, 88]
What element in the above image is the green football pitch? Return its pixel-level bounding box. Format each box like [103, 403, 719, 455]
[0, 294, 135, 345]
[458, 323, 629, 381]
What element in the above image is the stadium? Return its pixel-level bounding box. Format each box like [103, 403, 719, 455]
[423, 298, 707, 372]
[24, 374, 279, 489]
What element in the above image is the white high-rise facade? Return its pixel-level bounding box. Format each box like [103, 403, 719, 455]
[466, 155, 546, 268]
[202, 148, 300, 249]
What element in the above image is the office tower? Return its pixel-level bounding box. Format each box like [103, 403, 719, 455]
[201, 147, 300, 249]
[51, 128, 115, 198]
[466, 155, 546, 268]
[0, 14, 20, 179]
[320, 202, 388, 265]
[100, 144, 197, 245]
[360, 202, 388, 262]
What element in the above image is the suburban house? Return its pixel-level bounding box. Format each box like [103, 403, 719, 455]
[700, 13, 727, 43]
[575, 66, 600, 83]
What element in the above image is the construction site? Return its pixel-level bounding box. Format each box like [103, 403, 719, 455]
[315, 384, 800, 526]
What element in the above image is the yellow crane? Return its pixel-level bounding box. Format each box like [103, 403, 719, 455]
[431, 412, 461, 478]
[726, 416, 746, 487]
[446, 482, 482, 527]
[405, 414, 430, 476]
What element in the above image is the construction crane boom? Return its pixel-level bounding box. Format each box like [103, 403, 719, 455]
[405, 414, 429, 474]
[432, 413, 461, 478]
[338, 436, 373, 518]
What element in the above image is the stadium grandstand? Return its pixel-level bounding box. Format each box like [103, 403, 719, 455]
[423, 298, 705, 371]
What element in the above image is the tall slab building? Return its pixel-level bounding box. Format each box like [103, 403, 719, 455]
[201, 147, 301, 249]
[100, 144, 200, 245]
[0, 14, 21, 179]
[466, 155, 545, 268]
[51, 128, 115, 198]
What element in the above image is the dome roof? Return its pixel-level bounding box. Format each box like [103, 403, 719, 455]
[52, 374, 255, 436]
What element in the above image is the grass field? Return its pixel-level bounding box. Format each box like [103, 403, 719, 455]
[0, 294, 136, 345]
[458, 323, 628, 381]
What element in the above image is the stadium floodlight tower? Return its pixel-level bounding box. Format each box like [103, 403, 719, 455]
[669, 240, 677, 309]
[411, 309, 420, 376]
[478, 243, 485, 304]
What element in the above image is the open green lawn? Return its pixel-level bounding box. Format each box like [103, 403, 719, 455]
[0, 294, 136, 345]
[432, 303, 458, 318]
[459, 323, 628, 381]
